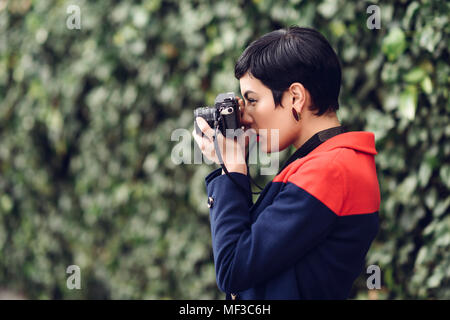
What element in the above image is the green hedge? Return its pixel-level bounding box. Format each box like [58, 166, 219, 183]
[0, 0, 448, 299]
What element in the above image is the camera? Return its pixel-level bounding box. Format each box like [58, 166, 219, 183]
[194, 92, 241, 137]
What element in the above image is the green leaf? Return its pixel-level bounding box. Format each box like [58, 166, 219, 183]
[427, 272, 443, 288]
[0, 195, 13, 212]
[317, 0, 338, 18]
[398, 86, 418, 121]
[382, 27, 407, 61]
[421, 76, 433, 94]
[418, 162, 432, 187]
[403, 67, 426, 84]
[419, 25, 442, 53]
[440, 166, 450, 189]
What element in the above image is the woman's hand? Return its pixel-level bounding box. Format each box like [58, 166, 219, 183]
[192, 116, 248, 175]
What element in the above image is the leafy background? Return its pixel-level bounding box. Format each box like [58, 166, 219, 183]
[0, 0, 448, 299]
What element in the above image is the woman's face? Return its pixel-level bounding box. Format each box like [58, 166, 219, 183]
[239, 72, 300, 153]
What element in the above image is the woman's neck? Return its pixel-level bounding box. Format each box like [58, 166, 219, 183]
[293, 112, 341, 149]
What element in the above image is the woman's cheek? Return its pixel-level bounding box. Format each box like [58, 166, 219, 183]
[259, 134, 270, 153]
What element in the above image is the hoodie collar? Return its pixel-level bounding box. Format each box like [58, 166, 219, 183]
[277, 127, 378, 175]
[277, 126, 346, 174]
[311, 131, 378, 156]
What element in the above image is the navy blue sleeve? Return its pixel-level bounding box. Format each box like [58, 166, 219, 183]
[205, 168, 254, 208]
[205, 169, 338, 294]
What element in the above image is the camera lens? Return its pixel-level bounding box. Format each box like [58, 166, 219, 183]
[194, 107, 217, 124]
[194, 107, 216, 135]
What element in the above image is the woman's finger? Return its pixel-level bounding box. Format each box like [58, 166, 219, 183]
[196, 117, 215, 140]
[192, 129, 204, 150]
[192, 128, 218, 162]
[237, 97, 244, 112]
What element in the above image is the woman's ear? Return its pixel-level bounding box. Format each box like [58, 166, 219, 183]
[289, 82, 307, 113]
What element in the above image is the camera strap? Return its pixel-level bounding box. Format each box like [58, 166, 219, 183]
[213, 123, 262, 195]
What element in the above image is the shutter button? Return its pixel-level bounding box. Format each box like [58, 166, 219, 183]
[207, 197, 214, 208]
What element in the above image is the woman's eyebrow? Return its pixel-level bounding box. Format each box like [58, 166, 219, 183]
[243, 90, 256, 100]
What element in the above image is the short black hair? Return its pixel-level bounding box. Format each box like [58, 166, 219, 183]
[235, 26, 341, 116]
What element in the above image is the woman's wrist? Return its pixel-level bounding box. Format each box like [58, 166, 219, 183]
[222, 164, 247, 175]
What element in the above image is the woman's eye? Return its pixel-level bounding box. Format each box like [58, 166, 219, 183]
[247, 99, 257, 104]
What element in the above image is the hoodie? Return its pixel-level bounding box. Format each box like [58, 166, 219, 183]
[204, 129, 381, 300]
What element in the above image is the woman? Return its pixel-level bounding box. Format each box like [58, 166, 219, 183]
[193, 26, 380, 300]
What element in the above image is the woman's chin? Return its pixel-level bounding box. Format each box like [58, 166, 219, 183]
[261, 140, 283, 154]
[259, 138, 271, 153]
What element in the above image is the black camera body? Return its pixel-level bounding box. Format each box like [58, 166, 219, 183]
[194, 92, 241, 137]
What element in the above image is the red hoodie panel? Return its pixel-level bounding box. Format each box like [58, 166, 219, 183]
[273, 132, 381, 216]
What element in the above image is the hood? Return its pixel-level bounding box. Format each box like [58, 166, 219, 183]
[311, 131, 377, 156]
